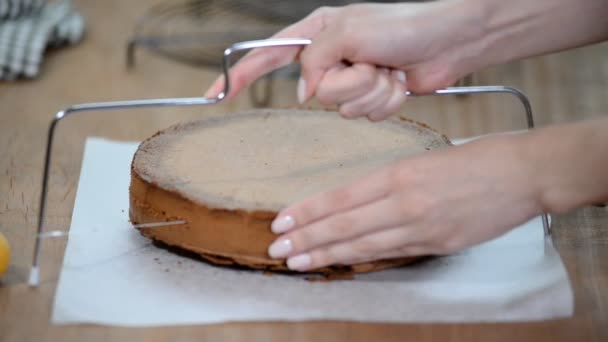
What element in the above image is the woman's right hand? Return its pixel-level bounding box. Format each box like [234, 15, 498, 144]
[205, 1, 486, 120]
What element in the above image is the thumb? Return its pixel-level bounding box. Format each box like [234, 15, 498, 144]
[298, 31, 348, 104]
[204, 74, 225, 99]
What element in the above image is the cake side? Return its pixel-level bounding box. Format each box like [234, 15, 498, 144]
[129, 169, 422, 274]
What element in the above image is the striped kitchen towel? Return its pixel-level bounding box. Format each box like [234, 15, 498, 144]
[0, 0, 85, 80]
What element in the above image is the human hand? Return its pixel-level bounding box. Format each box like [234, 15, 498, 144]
[265, 134, 544, 271]
[205, 2, 484, 120]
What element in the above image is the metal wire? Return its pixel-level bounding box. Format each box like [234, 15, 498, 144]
[29, 38, 549, 288]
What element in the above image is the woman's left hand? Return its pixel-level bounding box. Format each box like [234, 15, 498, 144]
[267, 133, 544, 271]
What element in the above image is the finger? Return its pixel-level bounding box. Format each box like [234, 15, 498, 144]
[315, 63, 379, 107]
[366, 72, 407, 121]
[270, 165, 393, 234]
[339, 69, 393, 118]
[203, 74, 226, 99]
[204, 8, 333, 99]
[343, 244, 433, 266]
[285, 225, 431, 271]
[298, 24, 354, 103]
[203, 44, 299, 100]
[271, 196, 407, 257]
[391, 69, 407, 87]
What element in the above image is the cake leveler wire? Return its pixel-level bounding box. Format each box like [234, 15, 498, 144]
[29, 38, 550, 287]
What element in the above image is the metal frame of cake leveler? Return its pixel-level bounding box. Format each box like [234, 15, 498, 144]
[28, 38, 551, 288]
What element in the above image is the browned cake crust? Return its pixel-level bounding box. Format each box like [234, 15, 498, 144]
[130, 171, 425, 274]
[129, 109, 451, 276]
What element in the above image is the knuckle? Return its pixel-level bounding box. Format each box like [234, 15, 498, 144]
[311, 6, 334, 19]
[315, 88, 336, 106]
[311, 249, 333, 268]
[307, 6, 339, 33]
[367, 105, 394, 122]
[263, 51, 283, 69]
[356, 66, 377, 90]
[368, 108, 392, 122]
[296, 202, 319, 225]
[398, 196, 433, 222]
[289, 230, 313, 253]
[373, 108, 393, 121]
[328, 188, 352, 207]
[351, 238, 379, 256]
[367, 113, 385, 122]
[409, 65, 457, 94]
[339, 106, 360, 119]
[388, 188, 436, 222]
[298, 47, 315, 66]
[328, 215, 356, 237]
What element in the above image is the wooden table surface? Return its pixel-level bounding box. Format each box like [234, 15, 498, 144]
[1, 1, 607, 341]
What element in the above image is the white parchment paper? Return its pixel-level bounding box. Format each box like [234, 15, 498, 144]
[51, 137, 574, 326]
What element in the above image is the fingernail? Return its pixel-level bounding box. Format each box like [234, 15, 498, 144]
[271, 215, 295, 234]
[297, 77, 307, 104]
[287, 253, 312, 271]
[394, 70, 407, 84]
[268, 238, 293, 258]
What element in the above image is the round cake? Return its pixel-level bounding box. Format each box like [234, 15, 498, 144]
[129, 109, 452, 275]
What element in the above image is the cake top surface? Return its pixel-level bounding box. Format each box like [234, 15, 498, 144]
[133, 109, 450, 211]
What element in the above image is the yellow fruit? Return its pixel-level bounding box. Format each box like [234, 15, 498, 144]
[0, 232, 10, 278]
